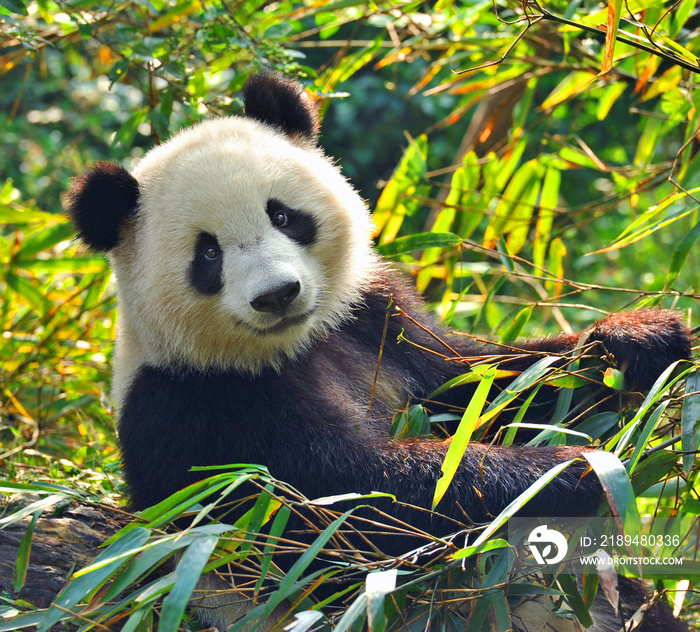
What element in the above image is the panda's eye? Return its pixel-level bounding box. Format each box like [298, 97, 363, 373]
[204, 246, 220, 260]
[271, 210, 288, 228]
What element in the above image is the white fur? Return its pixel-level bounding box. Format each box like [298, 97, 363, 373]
[110, 117, 378, 407]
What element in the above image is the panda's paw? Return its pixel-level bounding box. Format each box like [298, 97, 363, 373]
[587, 309, 693, 391]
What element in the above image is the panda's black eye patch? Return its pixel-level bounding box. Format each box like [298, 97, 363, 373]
[266, 199, 317, 247]
[189, 232, 223, 296]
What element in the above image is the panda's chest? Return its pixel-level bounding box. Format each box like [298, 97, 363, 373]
[287, 336, 413, 431]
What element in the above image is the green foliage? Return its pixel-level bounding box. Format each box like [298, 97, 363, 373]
[1, 0, 700, 628]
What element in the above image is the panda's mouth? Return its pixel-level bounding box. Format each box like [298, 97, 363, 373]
[247, 310, 313, 335]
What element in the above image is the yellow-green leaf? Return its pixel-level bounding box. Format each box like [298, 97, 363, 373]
[599, 0, 623, 76]
[433, 366, 496, 509]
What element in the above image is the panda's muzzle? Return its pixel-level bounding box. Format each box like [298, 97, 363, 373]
[250, 280, 301, 315]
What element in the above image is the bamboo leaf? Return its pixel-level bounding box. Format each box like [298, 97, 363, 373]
[12, 509, 41, 592]
[666, 214, 700, 287]
[681, 371, 700, 474]
[254, 504, 291, 594]
[449, 537, 509, 560]
[546, 237, 566, 297]
[334, 593, 367, 632]
[0, 206, 60, 224]
[0, 611, 44, 631]
[113, 108, 148, 148]
[0, 494, 67, 527]
[583, 451, 645, 568]
[0, 0, 27, 13]
[499, 305, 533, 344]
[596, 186, 700, 248]
[484, 160, 538, 248]
[599, 0, 623, 76]
[230, 511, 353, 632]
[15, 257, 108, 274]
[597, 83, 626, 120]
[16, 223, 74, 258]
[373, 135, 428, 243]
[100, 535, 195, 602]
[481, 355, 561, 422]
[540, 72, 595, 110]
[582, 451, 639, 523]
[609, 361, 688, 454]
[603, 367, 626, 390]
[5, 273, 47, 312]
[627, 401, 669, 474]
[533, 165, 560, 269]
[318, 37, 383, 90]
[159, 535, 219, 632]
[375, 232, 462, 257]
[428, 364, 512, 399]
[557, 573, 593, 628]
[433, 366, 496, 509]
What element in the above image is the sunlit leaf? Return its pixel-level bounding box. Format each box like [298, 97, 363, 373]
[375, 232, 462, 257]
[599, 0, 623, 76]
[546, 237, 566, 297]
[16, 223, 74, 258]
[484, 160, 538, 248]
[372, 134, 428, 243]
[0, 206, 58, 224]
[603, 367, 626, 390]
[540, 72, 596, 110]
[481, 355, 561, 423]
[433, 366, 496, 509]
[469, 460, 579, 548]
[533, 165, 560, 269]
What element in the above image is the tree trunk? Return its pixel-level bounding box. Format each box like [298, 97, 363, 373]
[0, 496, 129, 608]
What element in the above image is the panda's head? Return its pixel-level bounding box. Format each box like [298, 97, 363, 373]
[66, 74, 377, 378]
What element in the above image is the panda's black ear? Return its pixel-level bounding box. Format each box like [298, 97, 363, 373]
[243, 74, 319, 144]
[65, 163, 139, 252]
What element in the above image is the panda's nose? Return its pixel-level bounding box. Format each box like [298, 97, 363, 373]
[251, 281, 301, 315]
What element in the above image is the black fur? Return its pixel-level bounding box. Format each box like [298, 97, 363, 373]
[65, 163, 139, 251]
[188, 232, 223, 295]
[589, 310, 692, 390]
[266, 199, 317, 246]
[243, 74, 319, 143]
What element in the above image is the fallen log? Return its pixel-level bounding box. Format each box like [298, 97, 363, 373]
[0, 496, 129, 609]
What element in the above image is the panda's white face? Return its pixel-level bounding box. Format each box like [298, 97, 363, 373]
[109, 117, 377, 397]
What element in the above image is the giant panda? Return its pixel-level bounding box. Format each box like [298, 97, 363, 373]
[66, 73, 692, 631]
